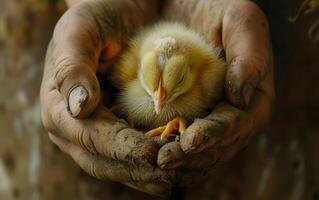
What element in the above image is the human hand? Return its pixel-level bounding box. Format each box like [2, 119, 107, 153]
[40, 0, 175, 196]
[158, 0, 274, 177]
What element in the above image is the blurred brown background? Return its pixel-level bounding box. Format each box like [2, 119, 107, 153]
[0, 0, 318, 199]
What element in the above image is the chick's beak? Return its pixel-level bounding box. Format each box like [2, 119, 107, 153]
[154, 80, 166, 114]
[154, 99, 165, 114]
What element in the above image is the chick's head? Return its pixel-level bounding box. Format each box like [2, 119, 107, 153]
[138, 37, 196, 114]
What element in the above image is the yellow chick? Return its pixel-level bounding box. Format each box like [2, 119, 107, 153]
[109, 22, 226, 140]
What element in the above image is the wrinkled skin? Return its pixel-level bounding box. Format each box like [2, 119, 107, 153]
[157, 0, 274, 170]
[40, 0, 274, 196]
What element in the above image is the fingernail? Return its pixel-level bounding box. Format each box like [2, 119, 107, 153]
[242, 83, 254, 109]
[68, 85, 89, 117]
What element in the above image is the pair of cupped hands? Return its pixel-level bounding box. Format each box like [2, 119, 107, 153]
[40, 0, 274, 196]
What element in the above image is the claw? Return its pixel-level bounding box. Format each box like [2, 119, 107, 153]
[145, 126, 166, 137]
[145, 117, 187, 140]
[178, 118, 187, 135]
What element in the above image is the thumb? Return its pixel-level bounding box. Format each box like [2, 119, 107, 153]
[49, 6, 107, 118]
[56, 64, 100, 118]
[225, 56, 262, 109]
[222, 0, 271, 109]
[46, 9, 105, 118]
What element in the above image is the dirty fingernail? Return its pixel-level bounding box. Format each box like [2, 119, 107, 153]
[242, 83, 254, 109]
[68, 85, 89, 117]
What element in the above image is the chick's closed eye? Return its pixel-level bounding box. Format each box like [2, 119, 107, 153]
[163, 55, 192, 95]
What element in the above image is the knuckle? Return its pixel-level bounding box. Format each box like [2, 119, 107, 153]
[76, 127, 97, 154]
[87, 157, 100, 179]
[53, 59, 79, 90]
[79, 152, 105, 180]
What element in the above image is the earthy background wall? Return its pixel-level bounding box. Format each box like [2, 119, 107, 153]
[0, 0, 318, 199]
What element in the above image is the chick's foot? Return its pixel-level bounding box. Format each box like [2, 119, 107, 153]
[145, 117, 187, 140]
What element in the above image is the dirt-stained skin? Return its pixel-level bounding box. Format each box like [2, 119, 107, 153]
[40, 0, 274, 196]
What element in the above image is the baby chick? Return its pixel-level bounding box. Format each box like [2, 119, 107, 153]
[109, 22, 226, 140]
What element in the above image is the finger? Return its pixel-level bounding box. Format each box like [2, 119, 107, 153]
[158, 142, 185, 169]
[49, 133, 174, 184]
[41, 67, 159, 167]
[48, 15, 101, 118]
[42, 86, 159, 166]
[161, 133, 249, 169]
[181, 89, 272, 155]
[158, 142, 217, 169]
[223, 0, 273, 108]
